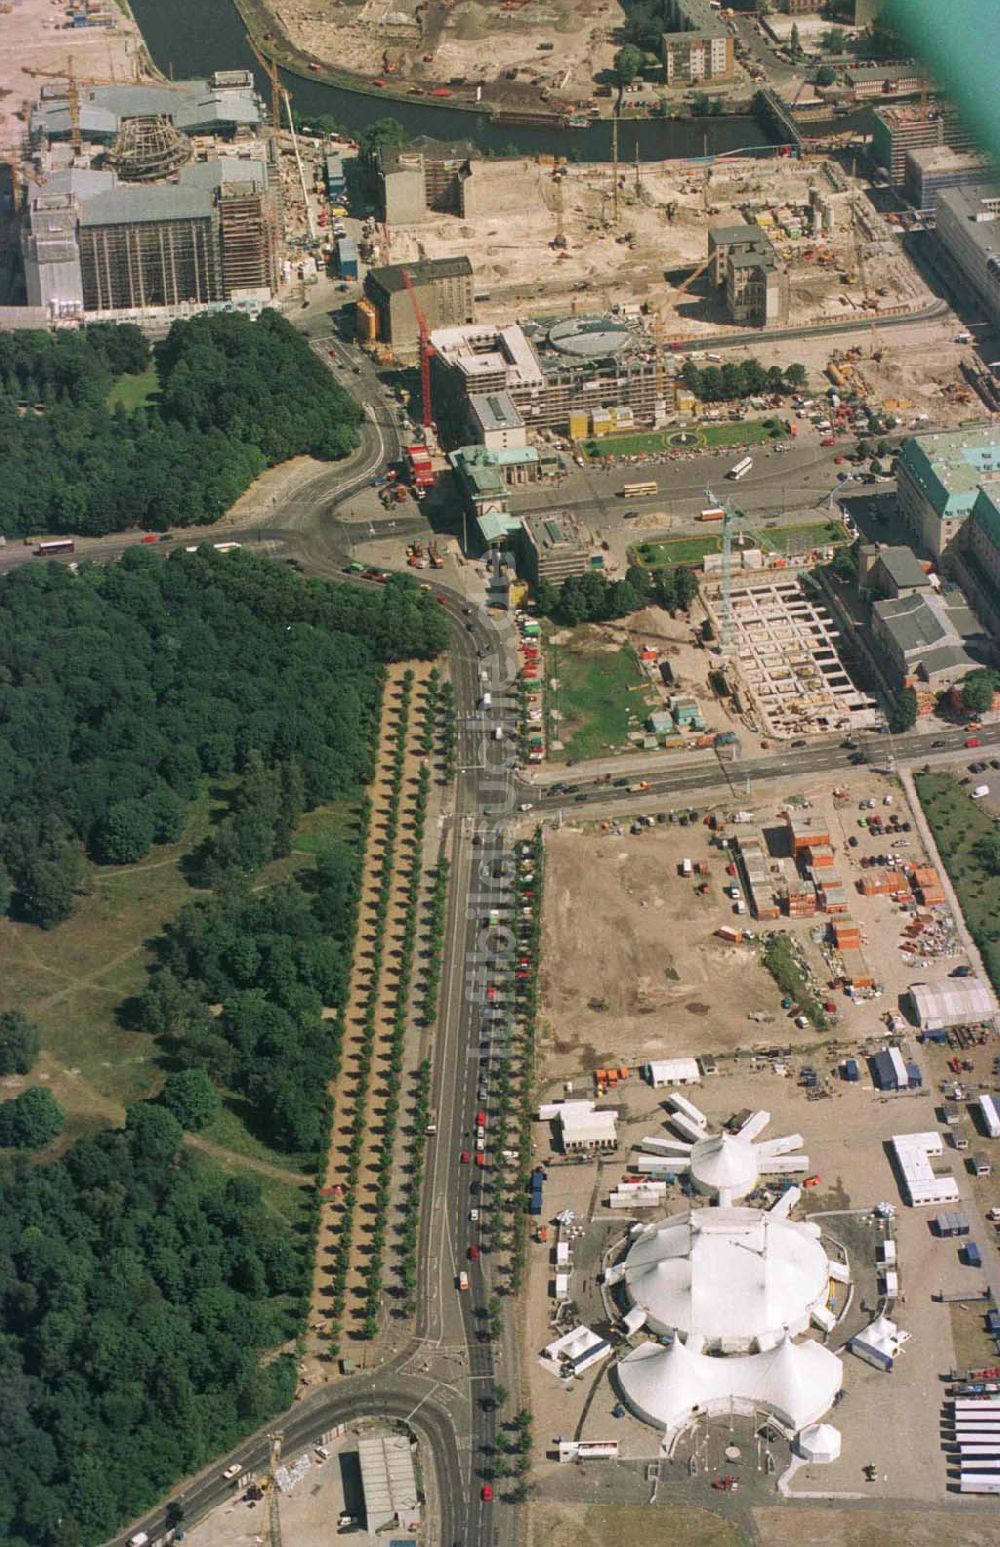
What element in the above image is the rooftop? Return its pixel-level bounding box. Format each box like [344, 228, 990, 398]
[906, 143, 991, 175]
[468, 389, 523, 433]
[875, 545, 931, 591]
[898, 422, 1000, 516]
[366, 255, 473, 295]
[709, 222, 761, 246]
[31, 78, 261, 140]
[873, 586, 982, 663]
[936, 180, 1000, 264]
[663, 0, 727, 41]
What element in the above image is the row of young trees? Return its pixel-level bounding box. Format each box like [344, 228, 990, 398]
[328, 673, 415, 1347]
[680, 356, 807, 403]
[0, 314, 362, 537]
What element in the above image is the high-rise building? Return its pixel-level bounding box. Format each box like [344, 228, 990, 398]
[896, 426, 1000, 559]
[358, 257, 475, 358]
[934, 181, 1000, 332]
[903, 145, 993, 217]
[661, 0, 734, 83]
[871, 106, 977, 187]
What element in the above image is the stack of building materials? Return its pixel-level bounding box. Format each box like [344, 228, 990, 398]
[860, 869, 911, 898]
[786, 812, 832, 855]
[805, 843, 836, 869]
[832, 918, 862, 951]
[911, 866, 946, 906]
[816, 874, 849, 914]
[840, 948, 875, 990]
[738, 836, 779, 920]
[786, 875, 818, 917]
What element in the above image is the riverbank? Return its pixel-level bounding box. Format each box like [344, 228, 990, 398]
[128, 0, 868, 159]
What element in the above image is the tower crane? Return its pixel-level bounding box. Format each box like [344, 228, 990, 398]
[263, 1432, 284, 1547]
[401, 266, 434, 431]
[246, 32, 283, 134]
[704, 485, 776, 652]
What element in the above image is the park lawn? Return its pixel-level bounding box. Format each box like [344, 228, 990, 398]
[582, 416, 782, 459]
[915, 770, 1000, 993]
[636, 520, 847, 569]
[293, 797, 363, 853]
[106, 362, 159, 411]
[0, 787, 358, 1152]
[549, 629, 651, 761]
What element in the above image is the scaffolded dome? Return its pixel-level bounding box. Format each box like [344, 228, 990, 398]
[622, 1207, 831, 1351]
[108, 115, 192, 182]
[689, 1130, 759, 1201]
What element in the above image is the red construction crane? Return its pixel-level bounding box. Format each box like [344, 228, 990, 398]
[401, 267, 434, 430]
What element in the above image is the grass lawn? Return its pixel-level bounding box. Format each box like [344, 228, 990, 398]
[549, 629, 652, 761]
[106, 362, 159, 411]
[531, 1503, 738, 1547]
[636, 520, 847, 569]
[0, 789, 359, 1153]
[582, 416, 782, 459]
[915, 770, 1000, 992]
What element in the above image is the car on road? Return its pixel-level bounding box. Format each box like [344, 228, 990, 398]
[932, 739, 946, 748]
[966, 737, 982, 748]
[475, 1152, 485, 1167]
[991, 758, 1000, 770]
[476, 1109, 487, 1127]
[969, 761, 986, 772]
[469, 1244, 480, 1261]
[790, 738, 808, 749]
[481, 1485, 494, 1502]
[460, 1150, 471, 1164]
[469, 1207, 479, 1222]
[849, 751, 866, 764]
[223, 1463, 241, 1480]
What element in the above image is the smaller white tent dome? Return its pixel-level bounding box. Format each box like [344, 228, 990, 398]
[689, 1131, 759, 1201]
[797, 1422, 842, 1463]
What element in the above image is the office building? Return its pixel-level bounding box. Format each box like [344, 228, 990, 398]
[950, 485, 1000, 635]
[520, 513, 590, 586]
[358, 256, 474, 358]
[856, 543, 931, 599]
[903, 145, 992, 217]
[661, 0, 734, 83]
[871, 105, 977, 187]
[845, 65, 928, 100]
[708, 223, 786, 326]
[935, 181, 1000, 332]
[896, 425, 1000, 559]
[467, 390, 527, 450]
[870, 585, 985, 694]
[430, 315, 663, 435]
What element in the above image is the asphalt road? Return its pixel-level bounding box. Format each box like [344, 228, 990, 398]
[79, 322, 993, 1547]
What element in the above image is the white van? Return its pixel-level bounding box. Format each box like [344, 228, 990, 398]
[972, 784, 990, 799]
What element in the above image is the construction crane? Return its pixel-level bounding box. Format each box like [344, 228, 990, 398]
[246, 32, 283, 134]
[264, 1432, 284, 1547]
[401, 266, 434, 430]
[704, 485, 776, 652]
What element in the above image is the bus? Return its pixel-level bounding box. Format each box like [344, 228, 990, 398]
[699, 506, 725, 522]
[33, 539, 75, 557]
[621, 481, 658, 499]
[212, 542, 243, 553]
[727, 457, 753, 481]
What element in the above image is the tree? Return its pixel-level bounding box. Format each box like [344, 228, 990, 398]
[0, 1085, 65, 1148]
[785, 363, 808, 388]
[159, 1068, 222, 1131]
[93, 799, 156, 865]
[0, 1009, 41, 1075]
[789, 21, 801, 55]
[534, 579, 559, 615]
[961, 670, 998, 716]
[821, 26, 846, 50]
[674, 567, 699, 610]
[815, 63, 836, 86]
[358, 116, 410, 162]
[613, 45, 643, 108]
[889, 687, 918, 733]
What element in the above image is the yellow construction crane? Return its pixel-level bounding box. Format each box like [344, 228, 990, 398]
[246, 32, 283, 134]
[263, 1432, 284, 1547]
[66, 58, 81, 155]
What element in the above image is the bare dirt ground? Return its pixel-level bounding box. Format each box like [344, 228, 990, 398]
[530, 1502, 740, 1547]
[0, 0, 147, 145]
[540, 823, 780, 1078]
[273, 0, 620, 106]
[387, 156, 935, 333]
[754, 1507, 1000, 1547]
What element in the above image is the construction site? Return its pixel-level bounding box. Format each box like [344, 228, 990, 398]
[266, 0, 621, 115]
[377, 150, 934, 335]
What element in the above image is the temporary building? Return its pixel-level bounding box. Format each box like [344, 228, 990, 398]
[908, 978, 993, 1030]
[890, 1131, 959, 1206]
[617, 1330, 843, 1437]
[645, 1058, 701, 1087]
[796, 1422, 842, 1463]
[849, 1313, 907, 1371]
[688, 1131, 760, 1202]
[621, 1207, 832, 1351]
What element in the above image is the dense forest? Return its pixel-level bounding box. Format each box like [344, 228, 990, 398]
[0, 1105, 305, 1545]
[0, 548, 447, 927]
[0, 312, 362, 536]
[0, 546, 449, 1545]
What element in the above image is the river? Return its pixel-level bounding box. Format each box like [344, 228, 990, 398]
[129, 0, 872, 160]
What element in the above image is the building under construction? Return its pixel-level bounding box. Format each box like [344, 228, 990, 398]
[21, 71, 279, 316]
[357, 256, 474, 359]
[430, 314, 666, 437]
